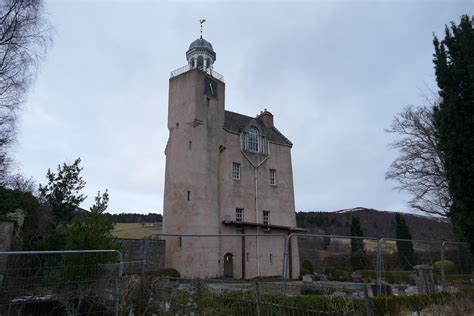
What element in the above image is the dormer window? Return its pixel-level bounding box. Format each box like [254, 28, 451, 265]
[249, 127, 259, 152]
[241, 127, 268, 154]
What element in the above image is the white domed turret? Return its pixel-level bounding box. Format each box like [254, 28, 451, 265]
[186, 36, 216, 72]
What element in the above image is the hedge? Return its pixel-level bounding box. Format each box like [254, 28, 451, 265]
[198, 287, 474, 315]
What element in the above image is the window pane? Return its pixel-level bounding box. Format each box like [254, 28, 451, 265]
[236, 208, 244, 222]
[263, 210, 270, 224]
[269, 169, 276, 185]
[249, 128, 259, 152]
[232, 163, 240, 180]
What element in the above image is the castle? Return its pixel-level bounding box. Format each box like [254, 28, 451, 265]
[162, 34, 302, 279]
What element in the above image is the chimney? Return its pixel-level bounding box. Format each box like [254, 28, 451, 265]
[257, 108, 274, 128]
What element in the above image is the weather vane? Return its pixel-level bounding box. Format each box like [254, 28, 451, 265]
[199, 19, 206, 39]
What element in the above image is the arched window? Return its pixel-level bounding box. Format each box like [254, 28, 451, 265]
[248, 127, 259, 152]
[197, 56, 204, 69]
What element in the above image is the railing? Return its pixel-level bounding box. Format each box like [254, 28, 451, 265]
[170, 64, 225, 82]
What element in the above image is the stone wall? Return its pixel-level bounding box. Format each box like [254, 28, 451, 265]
[117, 238, 165, 274]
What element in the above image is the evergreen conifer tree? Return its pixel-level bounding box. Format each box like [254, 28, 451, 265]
[395, 213, 415, 270]
[433, 15, 474, 250]
[350, 217, 367, 270]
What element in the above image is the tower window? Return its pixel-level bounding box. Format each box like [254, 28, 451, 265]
[187, 191, 191, 201]
[232, 163, 241, 180]
[263, 210, 270, 225]
[248, 127, 259, 152]
[269, 254, 273, 264]
[269, 169, 276, 186]
[189, 141, 192, 150]
[241, 128, 267, 154]
[236, 208, 244, 222]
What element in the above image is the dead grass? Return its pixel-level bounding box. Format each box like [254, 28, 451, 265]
[112, 223, 162, 239]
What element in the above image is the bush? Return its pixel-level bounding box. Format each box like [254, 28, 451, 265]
[433, 260, 456, 274]
[370, 292, 453, 315]
[300, 267, 310, 276]
[358, 269, 413, 284]
[160, 268, 180, 278]
[301, 260, 314, 274]
[324, 267, 352, 281]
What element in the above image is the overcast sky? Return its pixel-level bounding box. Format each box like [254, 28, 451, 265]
[11, 0, 471, 214]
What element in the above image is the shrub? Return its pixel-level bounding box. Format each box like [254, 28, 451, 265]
[300, 267, 310, 276]
[358, 269, 413, 284]
[433, 260, 456, 274]
[324, 267, 352, 281]
[160, 268, 180, 278]
[370, 292, 453, 315]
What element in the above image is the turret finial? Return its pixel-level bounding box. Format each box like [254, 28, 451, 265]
[199, 19, 206, 39]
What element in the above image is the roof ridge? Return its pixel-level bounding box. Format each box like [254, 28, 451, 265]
[224, 110, 292, 146]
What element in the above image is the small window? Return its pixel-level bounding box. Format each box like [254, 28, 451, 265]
[263, 210, 270, 225]
[269, 169, 276, 186]
[187, 191, 191, 201]
[269, 254, 273, 264]
[236, 208, 244, 222]
[232, 163, 241, 180]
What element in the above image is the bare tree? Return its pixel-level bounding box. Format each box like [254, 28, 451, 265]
[386, 105, 451, 216]
[0, 0, 51, 183]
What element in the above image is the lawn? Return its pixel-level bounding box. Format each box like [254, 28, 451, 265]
[112, 222, 162, 239]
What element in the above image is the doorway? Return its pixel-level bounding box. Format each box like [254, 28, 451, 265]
[224, 253, 233, 278]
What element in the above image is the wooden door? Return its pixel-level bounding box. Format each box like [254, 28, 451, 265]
[224, 253, 233, 278]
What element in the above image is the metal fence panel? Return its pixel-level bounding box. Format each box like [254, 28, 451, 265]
[0, 250, 122, 316]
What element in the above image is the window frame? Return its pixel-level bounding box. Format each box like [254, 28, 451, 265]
[248, 127, 259, 152]
[263, 210, 270, 225]
[232, 162, 241, 180]
[236, 208, 244, 222]
[269, 169, 276, 186]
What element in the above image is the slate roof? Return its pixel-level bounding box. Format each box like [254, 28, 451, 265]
[224, 110, 292, 146]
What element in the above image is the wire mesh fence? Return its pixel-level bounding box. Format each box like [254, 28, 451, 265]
[120, 277, 362, 315]
[0, 233, 471, 315]
[288, 233, 473, 297]
[0, 250, 122, 315]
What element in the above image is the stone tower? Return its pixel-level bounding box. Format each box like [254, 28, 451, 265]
[163, 36, 301, 279]
[162, 37, 225, 278]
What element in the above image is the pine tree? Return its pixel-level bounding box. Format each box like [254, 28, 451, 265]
[395, 213, 415, 270]
[433, 15, 474, 250]
[63, 190, 119, 251]
[350, 217, 367, 270]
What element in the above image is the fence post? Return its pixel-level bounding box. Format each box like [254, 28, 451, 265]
[196, 278, 203, 315]
[115, 250, 124, 316]
[376, 238, 382, 295]
[142, 236, 149, 275]
[282, 234, 290, 295]
[255, 281, 261, 316]
[440, 241, 446, 291]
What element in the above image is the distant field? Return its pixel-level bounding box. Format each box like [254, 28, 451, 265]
[112, 223, 161, 239]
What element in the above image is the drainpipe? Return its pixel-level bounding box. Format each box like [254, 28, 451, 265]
[241, 150, 269, 278]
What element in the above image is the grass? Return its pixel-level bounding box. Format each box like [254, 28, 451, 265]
[112, 222, 162, 239]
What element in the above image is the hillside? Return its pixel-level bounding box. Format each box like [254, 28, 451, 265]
[296, 207, 455, 241]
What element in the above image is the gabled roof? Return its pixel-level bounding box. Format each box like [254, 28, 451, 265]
[223, 110, 292, 146]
